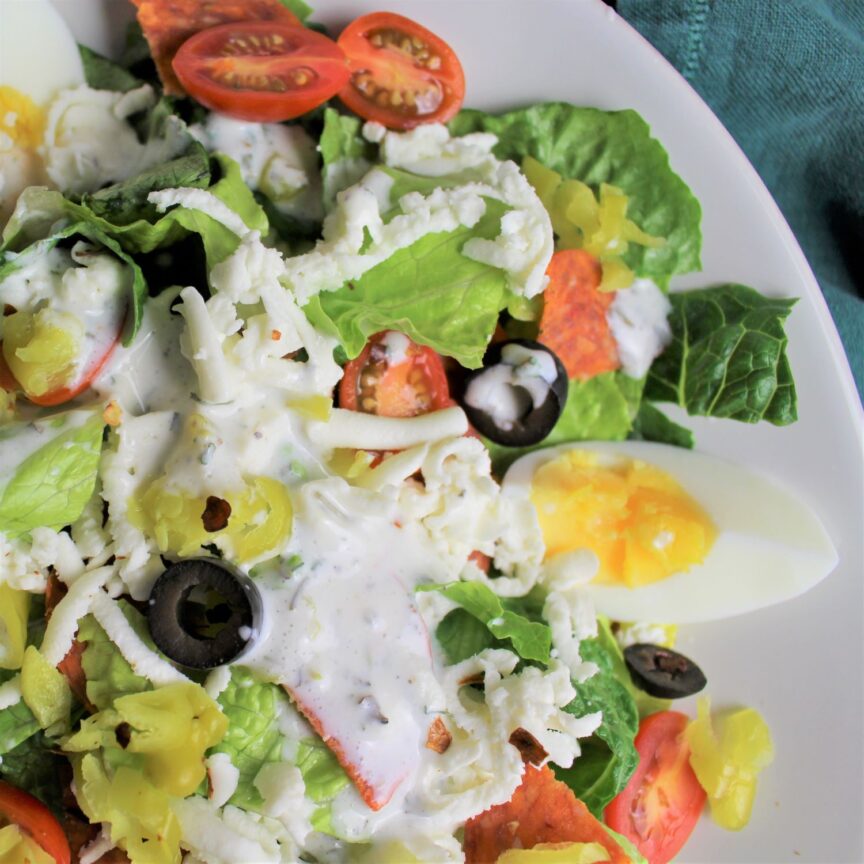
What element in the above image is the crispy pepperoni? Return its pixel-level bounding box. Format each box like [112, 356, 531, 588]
[463, 764, 632, 864]
[539, 249, 621, 381]
[131, 0, 302, 94]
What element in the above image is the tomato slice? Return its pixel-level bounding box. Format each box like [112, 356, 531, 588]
[132, 0, 302, 95]
[539, 249, 621, 381]
[172, 22, 350, 122]
[605, 711, 707, 864]
[338, 331, 451, 417]
[0, 780, 71, 864]
[337, 12, 465, 129]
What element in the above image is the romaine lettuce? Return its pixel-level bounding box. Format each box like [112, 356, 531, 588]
[0, 413, 104, 538]
[451, 103, 702, 286]
[645, 284, 798, 424]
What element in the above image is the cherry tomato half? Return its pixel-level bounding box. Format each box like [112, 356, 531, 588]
[337, 12, 465, 129]
[605, 710, 707, 864]
[339, 331, 451, 417]
[0, 780, 71, 864]
[173, 22, 350, 122]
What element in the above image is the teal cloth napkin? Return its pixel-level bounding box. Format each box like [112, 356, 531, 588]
[617, 0, 864, 400]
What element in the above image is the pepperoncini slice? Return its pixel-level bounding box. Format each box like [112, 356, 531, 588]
[2, 308, 81, 397]
[64, 682, 227, 798]
[685, 697, 774, 831]
[0, 584, 29, 670]
[20, 645, 71, 732]
[0, 824, 55, 864]
[72, 753, 182, 864]
[129, 474, 293, 564]
[522, 156, 665, 291]
[497, 842, 611, 863]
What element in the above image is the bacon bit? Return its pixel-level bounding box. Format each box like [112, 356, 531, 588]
[102, 400, 123, 427]
[271, 329, 282, 341]
[463, 764, 632, 864]
[201, 496, 232, 532]
[130, 0, 302, 94]
[508, 727, 548, 765]
[426, 717, 452, 754]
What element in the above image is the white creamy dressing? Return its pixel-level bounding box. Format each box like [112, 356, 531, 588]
[606, 277, 673, 379]
[0, 239, 130, 391]
[246, 479, 448, 812]
[465, 343, 558, 431]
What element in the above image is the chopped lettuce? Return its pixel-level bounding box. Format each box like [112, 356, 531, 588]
[209, 667, 289, 811]
[303, 198, 510, 369]
[422, 581, 551, 664]
[78, 605, 153, 711]
[0, 729, 65, 815]
[630, 401, 695, 448]
[645, 284, 798, 424]
[554, 619, 639, 817]
[79, 44, 143, 93]
[451, 103, 702, 286]
[318, 107, 377, 210]
[0, 671, 39, 756]
[296, 737, 351, 833]
[0, 413, 104, 538]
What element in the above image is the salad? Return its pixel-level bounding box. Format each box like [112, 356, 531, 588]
[0, 2, 840, 863]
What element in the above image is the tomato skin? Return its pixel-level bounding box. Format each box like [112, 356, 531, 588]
[605, 710, 707, 864]
[339, 331, 451, 417]
[0, 780, 71, 864]
[173, 22, 350, 122]
[337, 12, 465, 129]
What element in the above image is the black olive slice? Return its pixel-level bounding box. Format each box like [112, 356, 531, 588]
[623, 643, 707, 699]
[458, 339, 568, 447]
[147, 558, 263, 669]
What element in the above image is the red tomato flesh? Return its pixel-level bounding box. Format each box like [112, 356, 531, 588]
[0, 780, 71, 864]
[173, 22, 350, 122]
[339, 331, 451, 417]
[605, 710, 707, 864]
[337, 12, 465, 129]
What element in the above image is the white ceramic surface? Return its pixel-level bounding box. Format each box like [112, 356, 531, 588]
[48, 1, 864, 861]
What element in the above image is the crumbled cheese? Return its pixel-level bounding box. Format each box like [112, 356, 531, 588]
[206, 752, 241, 808]
[607, 277, 673, 379]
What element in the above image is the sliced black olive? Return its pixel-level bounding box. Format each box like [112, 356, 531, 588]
[147, 558, 263, 669]
[623, 643, 707, 699]
[458, 339, 568, 447]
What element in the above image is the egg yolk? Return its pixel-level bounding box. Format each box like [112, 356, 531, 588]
[530, 450, 716, 587]
[0, 86, 45, 149]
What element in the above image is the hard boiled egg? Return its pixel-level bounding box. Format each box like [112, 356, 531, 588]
[0, 0, 84, 220]
[503, 441, 838, 623]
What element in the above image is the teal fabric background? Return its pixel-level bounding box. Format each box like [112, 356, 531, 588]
[617, 0, 864, 399]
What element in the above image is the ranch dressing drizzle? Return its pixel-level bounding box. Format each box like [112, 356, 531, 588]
[245, 478, 449, 811]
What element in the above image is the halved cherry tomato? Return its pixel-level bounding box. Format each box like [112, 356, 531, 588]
[337, 12, 465, 129]
[339, 331, 451, 417]
[0, 780, 71, 864]
[539, 249, 620, 381]
[605, 710, 707, 864]
[172, 22, 350, 122]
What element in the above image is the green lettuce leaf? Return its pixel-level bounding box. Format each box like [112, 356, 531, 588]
[451, 102, 702, 286]
[3, 154, 266, 272]
[210, 667, 291, 811]
[645, 284, 798, 424]
[303, 198, 509, 368]
[278, 0, 313, 21]
[0, 413, 104, 537]
[554, 619, 639, 818]
[296, 737, 351, 833]
[78, 607, 152, 711]
[0, 729, 64, 815]
[630, 401, 694, 448]
[0, 672, 39, 757]
[78, 44, 142, 93]
[421, 581, 551, 664]
[485, 372, 644, 473]
[318, 108, 377, 210]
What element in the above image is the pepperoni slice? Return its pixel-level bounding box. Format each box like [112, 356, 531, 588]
[539, 249, 621, 381]
[131, 0, 302, 95]
[463, 764, 631, 864]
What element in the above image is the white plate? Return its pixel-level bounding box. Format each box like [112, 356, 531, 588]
[52, 1, 864, 861]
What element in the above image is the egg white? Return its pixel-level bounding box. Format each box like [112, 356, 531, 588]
[502, 441, 839, 623]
